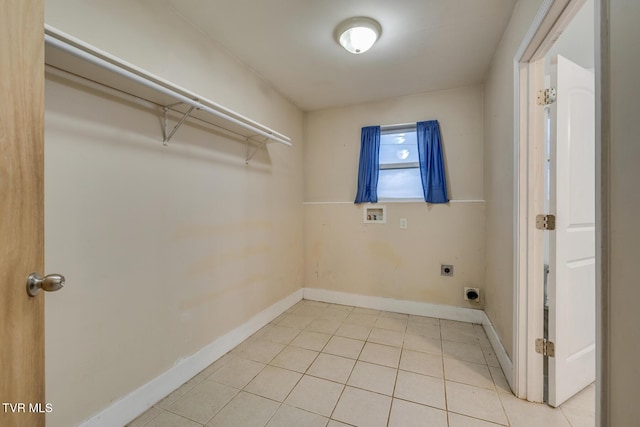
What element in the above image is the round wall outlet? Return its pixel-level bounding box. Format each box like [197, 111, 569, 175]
[441, 265, 454, 276]
[464, 287, 480, 302]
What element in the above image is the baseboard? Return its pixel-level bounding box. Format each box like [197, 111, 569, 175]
[481, 311, 514, 391]
[303, 288, 514, 390]
[79, 287, 514, 427]
[303, 288, 485, 324]
[79, 288, 304, 427]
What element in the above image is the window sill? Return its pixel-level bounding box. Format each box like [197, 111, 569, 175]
[376, 198, 425, 203]
[302, 200, 485, 205]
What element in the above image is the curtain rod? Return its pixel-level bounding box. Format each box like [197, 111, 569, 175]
[380, 122, 418, 131]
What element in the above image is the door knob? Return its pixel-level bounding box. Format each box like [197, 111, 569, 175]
[26, 273, 65, 297]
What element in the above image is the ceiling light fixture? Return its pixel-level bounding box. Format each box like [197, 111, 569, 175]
[335, 17, 382, 54]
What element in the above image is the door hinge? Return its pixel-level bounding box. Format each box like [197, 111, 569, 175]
[535, 338, 555, 357]
[537, 88, 557, 106]
[536, 214, 556, 230]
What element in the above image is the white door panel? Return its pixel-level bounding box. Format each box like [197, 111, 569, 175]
[548, 55, 596, 407]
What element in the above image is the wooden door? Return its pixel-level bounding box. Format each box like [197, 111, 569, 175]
[0, 0, 46, 426]
[548, 55, 596, 407]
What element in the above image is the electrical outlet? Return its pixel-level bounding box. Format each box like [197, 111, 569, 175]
[400, 218, 408, 229]
[441, 264, 454, 276]
[464, 287, 480, 302]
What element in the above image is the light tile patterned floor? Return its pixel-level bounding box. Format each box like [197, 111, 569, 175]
[127, 300, 595, 427]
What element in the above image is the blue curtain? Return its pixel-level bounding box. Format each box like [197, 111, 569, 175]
[417, 120, 449, 203]
[354, 126, 381, 203]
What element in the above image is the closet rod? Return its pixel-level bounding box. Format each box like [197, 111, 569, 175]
[44, 27, 292, 147]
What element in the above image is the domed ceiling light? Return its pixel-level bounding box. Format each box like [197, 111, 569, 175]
[335, 17, 382, 54]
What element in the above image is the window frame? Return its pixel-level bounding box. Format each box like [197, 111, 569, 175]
[377, 124, 423, 200]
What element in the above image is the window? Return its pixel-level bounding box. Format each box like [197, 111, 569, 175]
[377, 126, 423, 199]
[354, 121, 447, 204]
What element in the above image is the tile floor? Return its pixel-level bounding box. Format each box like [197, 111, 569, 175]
[128, 300, 595, 427]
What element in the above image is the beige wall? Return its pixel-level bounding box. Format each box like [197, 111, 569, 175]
[46, 0, 640, 424]
[304, 86, 485, 308]
[482, 0, 640, 422]
[44, 1, 303, 426]
[603, 0, 640, 423]
[483, 0, 544, 359]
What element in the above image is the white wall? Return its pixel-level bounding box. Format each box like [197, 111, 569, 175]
[304, 86, 485, 308]
[546, 0, 595, 70]
[483, 0, 545, 358]
[44, 1, 303, 426]
[483, 0, 640, 422]
[602, 0, 640, 423]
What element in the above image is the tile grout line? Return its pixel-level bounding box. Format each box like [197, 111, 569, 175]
[495, 385, 513, 426]
[275, 301, 331, 422]
[292, 300, 347, 423]
[326, 306, 379, 424]
[205, 300, 310, 426]
[439, 320, 452, 427]
[256, 299, 328, 426]
[384, 321, 406, 427]
[141, 300, 520, 427]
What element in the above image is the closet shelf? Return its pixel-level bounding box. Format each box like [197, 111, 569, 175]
[44, 25, 292, 163]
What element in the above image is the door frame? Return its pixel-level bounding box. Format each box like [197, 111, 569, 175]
[512, 0, 595, 404]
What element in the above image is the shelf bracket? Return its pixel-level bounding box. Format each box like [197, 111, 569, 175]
[245, 136, 270, 164]
[162, 104, 196, 146]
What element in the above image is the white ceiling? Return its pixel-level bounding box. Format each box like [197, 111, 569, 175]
[166, 0, 517, 111]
